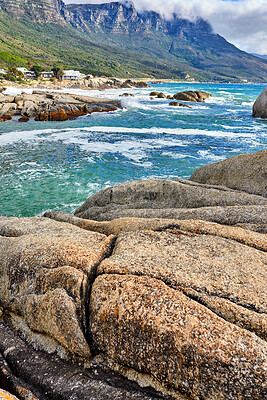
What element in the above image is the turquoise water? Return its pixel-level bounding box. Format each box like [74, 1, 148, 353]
[0, 82, 266, 217]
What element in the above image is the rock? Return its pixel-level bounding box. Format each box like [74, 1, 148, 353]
[0, 216, 114, 358]
[169, 101, 178, 106]
[35, 110, 69, 121]
[150, 92, 159, 96]
[21, 100, 39, 118]
[173, 91, 211, 102]
[253, 87, 267, 118]
[0, 91, 121, 121]
[66, 110, 87, 119]
[121, 82, 133, 88]
[132, 81, 150, 88]
[0, 114, 12, 121]
[167, 95, 174, 99]
[74, 178, 267, 221]
[91, 273, 266, 400]
[1, 212, 266, 399]
[0, 94, 15, 103]
[119, 93, 135, 97]
[156, 92, 166, 98]
[18, 116, 30, 122]
[190, 150, 267, 197]
[0, 389, 20, 400]
[179, 103, 192, 108]
[0, 322, 166, 400]
[0, 103, 17, 116]
[44, 211, 267, 252]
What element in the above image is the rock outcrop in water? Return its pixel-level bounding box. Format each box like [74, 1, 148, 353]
[173, 91, 211, 102]
[253, 87, 267, 118]
[0, 91, 122, 122]
[0, 150, 266, 399]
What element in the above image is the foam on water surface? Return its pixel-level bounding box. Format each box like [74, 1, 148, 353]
[0, 82, 266, 217]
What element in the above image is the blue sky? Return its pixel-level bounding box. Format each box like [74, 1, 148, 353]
[64, 0, 267, 54]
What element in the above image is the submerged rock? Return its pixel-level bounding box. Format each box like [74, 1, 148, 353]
[253, 87, 267, 118]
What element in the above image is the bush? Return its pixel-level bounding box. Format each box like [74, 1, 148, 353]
[6, 75, 17, 81]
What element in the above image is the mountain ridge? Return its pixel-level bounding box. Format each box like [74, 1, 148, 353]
[0, 0, 266, 82]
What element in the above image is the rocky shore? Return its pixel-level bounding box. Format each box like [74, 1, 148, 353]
[0, 77, 150, 93]
[0, 90, 122, 122]
[0, 150, 266, 400]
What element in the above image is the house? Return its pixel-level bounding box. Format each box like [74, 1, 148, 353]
[17, 68, 36, 79]
[62, 70, 86, 81]
[41, 71, 53, 79]
[0, 69, 7, 75]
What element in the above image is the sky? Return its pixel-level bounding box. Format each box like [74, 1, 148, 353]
[64, 0, 267, 55]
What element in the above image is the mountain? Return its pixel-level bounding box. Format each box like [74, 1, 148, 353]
[0, 0, 266, 82]
[252, 54, 267, 60]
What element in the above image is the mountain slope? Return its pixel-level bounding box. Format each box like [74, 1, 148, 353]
[0, 0, 266, 82]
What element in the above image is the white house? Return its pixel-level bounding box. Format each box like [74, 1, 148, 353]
[17, 68, 36, 78]
[0, 69, 7, 75]
[62, 70, 86, 81]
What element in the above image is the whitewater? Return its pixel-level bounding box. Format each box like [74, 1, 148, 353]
[0, 82, 266, 217]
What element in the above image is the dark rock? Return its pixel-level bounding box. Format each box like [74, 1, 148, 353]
[253, 87, 267, 118]
[173, 91, 211, 102]
[119, 93, 135, 97]
[0, 322, 168, 400]
[150, 92, 159, 96]
[18, 116, 30, 122]
[179, 103, 192, 108]
[169, 101, 178, 106]
[0, 114, 12, 121]
[156, 92, 166, 98]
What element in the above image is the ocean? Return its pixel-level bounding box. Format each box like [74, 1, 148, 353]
[0, 82, 266, 217]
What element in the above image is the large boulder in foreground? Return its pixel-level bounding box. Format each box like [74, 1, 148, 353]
[0, 215, 266, 400]
[74, 177, 267, 224]
[253, 87, 267, 118]
[190, 150, 267, 198]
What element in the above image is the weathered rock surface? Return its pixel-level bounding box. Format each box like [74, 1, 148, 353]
[0, 216, 114, 358]
[74, 178, 267, 222]
[253, 87, 267, 118]
[45, 211, 267, 250]
[91, 274, 266, 400]
[190, 150, 267, 197]
[173, 91, 211, 102]
[0, 91, 122, 121]
[0, 212, 266, 400]
[0, 389, 20, 400]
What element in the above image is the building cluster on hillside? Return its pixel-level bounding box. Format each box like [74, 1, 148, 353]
[0, 68, 86, 80]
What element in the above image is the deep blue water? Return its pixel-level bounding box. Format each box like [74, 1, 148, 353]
[0, 82, 266, 217]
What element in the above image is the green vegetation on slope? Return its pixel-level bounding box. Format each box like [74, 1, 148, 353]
[0, 6, 266, 82]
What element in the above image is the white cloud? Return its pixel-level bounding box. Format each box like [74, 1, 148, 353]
[64, 0, 267, 54]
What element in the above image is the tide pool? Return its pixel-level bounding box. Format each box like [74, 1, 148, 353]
[0, 82, 266, 217]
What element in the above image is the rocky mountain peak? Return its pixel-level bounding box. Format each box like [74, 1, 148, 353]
[0, 0, 68, 23]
